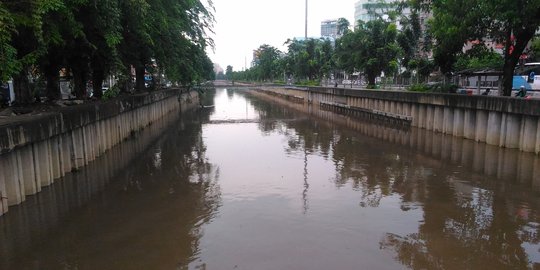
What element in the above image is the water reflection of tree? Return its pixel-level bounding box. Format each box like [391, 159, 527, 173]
[381, 178, 535, 269]
[247, 93, 540, 269]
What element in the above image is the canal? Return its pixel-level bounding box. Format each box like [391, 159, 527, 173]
[1, 88, 540, 269]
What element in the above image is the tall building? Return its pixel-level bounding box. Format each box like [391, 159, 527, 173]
[321, 19, 339, 39]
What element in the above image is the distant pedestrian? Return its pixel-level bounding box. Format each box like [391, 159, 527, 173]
[481, 88, 490, 96]
[516, 86, 527, 97]
[334, 82, 338, 88]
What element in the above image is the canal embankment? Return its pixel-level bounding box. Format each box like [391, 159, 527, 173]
[0, 89, 199, 216]
[255, 86, 540, 154]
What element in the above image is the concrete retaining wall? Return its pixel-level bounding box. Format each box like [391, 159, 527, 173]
[257, 87, 540, 154]
[249, 89, 540, 187]
[0, 89, 198, 216]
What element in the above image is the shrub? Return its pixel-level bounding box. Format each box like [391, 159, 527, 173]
[408, 84, 430, 92]
[429, 83, 458, 93]
[296, 80, 319, 86]
[102, 85, 120, 100]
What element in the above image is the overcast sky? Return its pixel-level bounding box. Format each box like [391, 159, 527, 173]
[207, 0, 357, 72]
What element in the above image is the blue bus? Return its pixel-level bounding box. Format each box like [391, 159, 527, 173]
[513, 62, 540, 91]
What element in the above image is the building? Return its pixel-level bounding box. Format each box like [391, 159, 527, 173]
[354, 0, 410, 27]
[321, 19, 339, 39]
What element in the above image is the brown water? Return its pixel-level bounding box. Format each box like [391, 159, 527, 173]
[2, 88, 540, 270]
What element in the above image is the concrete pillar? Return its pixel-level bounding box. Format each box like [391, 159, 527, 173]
[502, 114, 521, 149]
[426, 105, 434, 130]
[50, 137, 62, 179]
[443, 107, 454, 134]
[36, 140, 53, 186]
[0, 157, 7, 214]
[420, 105, 427, 129]
[402, 103, 409, 116]
[433, 106, 443, 132]
[463, 109, 476, 140]
[61, 133, 72, 174]
[452, 108, 464, 137]
[411, 104, 419, 127]
[46, 140, 55, 184]
[2, 154, 25, 206]
[18, 147, 39, 195]
[71, 128, 85, 169]
[475, 110, 489, 143]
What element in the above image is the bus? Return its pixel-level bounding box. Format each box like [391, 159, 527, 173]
[513, 62, 540, 91]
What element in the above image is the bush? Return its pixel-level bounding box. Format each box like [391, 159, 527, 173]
[102, 85, 120, 100]
[429, 83, 458, 93]
[408, 83, 459, 93]
[366, 84, 379, 89]
[296, 80, 319, 86]
[408, 84, 430, 92]
[273, 80, 286, 85]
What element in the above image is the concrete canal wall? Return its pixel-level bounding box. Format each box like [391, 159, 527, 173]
[250, 89, 540, 188]
[0, 89, 199, 216]
[257, 86, 540, 154]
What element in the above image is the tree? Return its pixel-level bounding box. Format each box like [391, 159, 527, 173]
[531, 37, 540, 62]
[252, 44, 282, 81]
[454, 44, 504, 71]
[336, 19, 400, 86]
[225, 65, 233, 81]
[336, 17, 351, 36]
[425, 0, 540, 95]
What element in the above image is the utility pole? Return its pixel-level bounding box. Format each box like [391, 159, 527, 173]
[305, 0, 308, 39]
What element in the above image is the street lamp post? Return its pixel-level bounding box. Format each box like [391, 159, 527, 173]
[305, 0, 308, 39]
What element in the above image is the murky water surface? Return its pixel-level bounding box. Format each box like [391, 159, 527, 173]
[2, 88, 540, 270]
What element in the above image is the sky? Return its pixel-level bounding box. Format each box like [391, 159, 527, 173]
[207, 0, 357, 72]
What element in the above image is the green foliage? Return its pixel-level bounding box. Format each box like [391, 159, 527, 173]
[531, 37, 540, 61]
[429, 83, 458, 93]
[454, 44, 504, 71]
[421, 0, 540, 95]
[1, 0, 215, 101]
[336, 18, 351, 36]
[336, 18, 400, 86]
[296, 80, 320, 87]
[102, 85, 120, 101]
[226, 66, 233, 80]
[253, 44, 282, 81]
[407, 83, 430, 92]
[0, 3, 19, 82]
[284, 38, 335, 81]
[408, 83, 458, 93]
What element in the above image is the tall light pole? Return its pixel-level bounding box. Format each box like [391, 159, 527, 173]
[305, 0, 308, 39]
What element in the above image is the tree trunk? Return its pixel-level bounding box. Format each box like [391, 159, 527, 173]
[44, 67, 60, 101]
[367, 73, 376, 87]
[502, 26, 536, 96]
[135, 66, 146, 91]
[92, 68, 105, 99]
[13, 70, 33, 104]
[72, 68, 87, 99]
